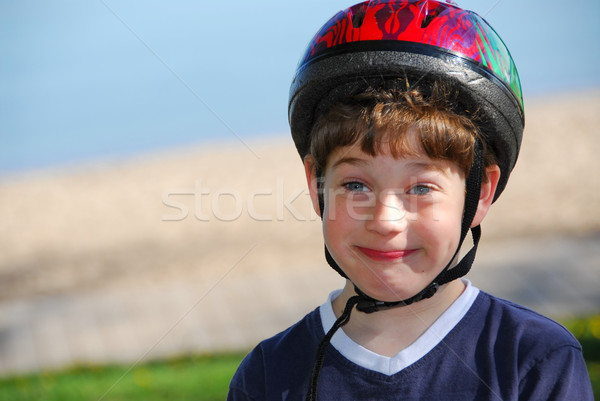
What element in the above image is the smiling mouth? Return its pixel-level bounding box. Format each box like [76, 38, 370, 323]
[355, 246, 417, 261]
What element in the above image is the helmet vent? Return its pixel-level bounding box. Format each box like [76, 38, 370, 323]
[421, 8, 440, 28]
[349, 3, 367, 28]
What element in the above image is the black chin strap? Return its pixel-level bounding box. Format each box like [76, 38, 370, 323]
[306, 295, 361, 401]
[307, 140, 484, 400]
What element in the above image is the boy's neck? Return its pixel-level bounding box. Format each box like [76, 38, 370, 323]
[331, 279, 466, 357]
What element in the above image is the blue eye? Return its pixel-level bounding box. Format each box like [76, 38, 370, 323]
[409, 185, 432, 195]
[344, 182, 368, 192]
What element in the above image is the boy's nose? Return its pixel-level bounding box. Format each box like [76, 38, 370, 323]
[364, 190, 408, 235]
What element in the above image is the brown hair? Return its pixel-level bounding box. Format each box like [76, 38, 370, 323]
[308, 83, 496, 181]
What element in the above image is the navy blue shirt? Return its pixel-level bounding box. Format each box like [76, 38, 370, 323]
[228, 291, 593, 400]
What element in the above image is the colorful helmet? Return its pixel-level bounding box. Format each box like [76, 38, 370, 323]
[289, 0, 524, 200]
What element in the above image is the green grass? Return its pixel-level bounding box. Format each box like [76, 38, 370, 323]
[0, 352, 247, 401]
[587, 362, 600, 401]
[563, 315, 600, 398]
[1, 315, 599, 400]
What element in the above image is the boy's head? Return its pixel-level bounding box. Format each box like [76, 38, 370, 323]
[288, 0, 525, 309]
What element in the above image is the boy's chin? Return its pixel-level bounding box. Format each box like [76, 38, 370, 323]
[351, 282, 425, 303]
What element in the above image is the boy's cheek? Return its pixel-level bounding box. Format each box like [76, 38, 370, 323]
[327, 191, 402, 223]
[343, 193, 377, 221]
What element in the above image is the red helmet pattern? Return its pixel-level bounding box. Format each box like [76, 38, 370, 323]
[299, 0, 522, 109]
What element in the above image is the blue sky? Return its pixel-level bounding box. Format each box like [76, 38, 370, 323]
[1, 0, 599, 175]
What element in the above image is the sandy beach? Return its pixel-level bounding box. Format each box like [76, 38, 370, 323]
[0, 89, 599, 376]
[1, 89, 599, 303]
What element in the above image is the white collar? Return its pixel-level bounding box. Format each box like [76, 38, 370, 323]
[319, 279, 480, 376]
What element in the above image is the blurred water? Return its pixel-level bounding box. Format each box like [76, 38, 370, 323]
[1, 0, 599, 175]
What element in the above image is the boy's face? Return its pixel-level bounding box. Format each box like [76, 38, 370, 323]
[307, 133, 468, 303]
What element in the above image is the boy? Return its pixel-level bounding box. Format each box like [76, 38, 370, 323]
[228, 1, 593, 400]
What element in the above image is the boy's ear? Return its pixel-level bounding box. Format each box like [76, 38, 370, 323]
[304, 156, 322, 218]
[471, 165, 501, 228]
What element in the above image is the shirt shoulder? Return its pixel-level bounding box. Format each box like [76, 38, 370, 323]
[227, 307, 322, 400]
[478, 291, 581, 352]
[467, 292, 593, 400]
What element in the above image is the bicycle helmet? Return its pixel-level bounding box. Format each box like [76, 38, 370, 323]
[289, 0, 524, 199]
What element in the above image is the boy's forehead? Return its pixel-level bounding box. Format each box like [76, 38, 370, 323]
[327, 128, 423, 165]
[327, 127, 422, 161]
[328, 145, 452, 174]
